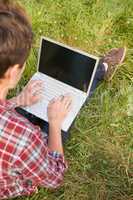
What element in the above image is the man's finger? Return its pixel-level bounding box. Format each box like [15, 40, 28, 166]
[50, 97, 58, 104]
[31, 87, 44, 96]
[66, 99, 73, 109]
[62, 95, 73, 105]
[29, 81, 44, 89]
[31, 94, 42, 103]
[29, 80, 43, 84]
[67, 104, 72, 113]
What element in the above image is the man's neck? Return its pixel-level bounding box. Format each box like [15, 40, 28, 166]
[0, 84, 9, 100]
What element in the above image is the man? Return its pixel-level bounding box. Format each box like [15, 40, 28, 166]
[0, 0, 126, 199]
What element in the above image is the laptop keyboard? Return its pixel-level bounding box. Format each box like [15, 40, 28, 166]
[34, 72, 83, 102]
[24, 72, 87, 131]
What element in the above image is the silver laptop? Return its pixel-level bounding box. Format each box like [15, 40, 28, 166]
[23, 37, 99, 132]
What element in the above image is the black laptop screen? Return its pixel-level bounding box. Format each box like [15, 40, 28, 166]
[38, 39, 97, 92]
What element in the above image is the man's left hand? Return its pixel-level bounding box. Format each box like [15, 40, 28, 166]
[11, 80, 43, 107]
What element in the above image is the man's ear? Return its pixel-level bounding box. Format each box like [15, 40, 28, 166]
[5, 64, 20, 80]
[4, 64, 22, 88]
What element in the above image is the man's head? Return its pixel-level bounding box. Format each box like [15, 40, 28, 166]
[0, 0, 33, 89]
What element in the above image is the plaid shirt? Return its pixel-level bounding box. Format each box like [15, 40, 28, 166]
[0, 99, 67, 199]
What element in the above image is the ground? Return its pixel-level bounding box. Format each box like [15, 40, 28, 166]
[13, 0, 133, 199]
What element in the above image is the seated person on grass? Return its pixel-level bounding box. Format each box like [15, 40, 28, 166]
[0, 0, 126, 199]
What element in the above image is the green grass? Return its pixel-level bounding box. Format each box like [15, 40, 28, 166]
[14, 0, 133, 199]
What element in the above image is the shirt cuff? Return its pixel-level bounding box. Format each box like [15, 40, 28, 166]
[49, 151, 68, 170]
[49, 151, 63, 159]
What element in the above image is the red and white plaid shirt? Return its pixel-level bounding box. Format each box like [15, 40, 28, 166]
[0, 99, 67, 199]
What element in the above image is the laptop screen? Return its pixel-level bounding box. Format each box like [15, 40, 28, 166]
[38, 38, 97, 93]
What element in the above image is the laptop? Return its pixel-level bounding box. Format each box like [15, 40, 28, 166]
[22, 37, 99, 132]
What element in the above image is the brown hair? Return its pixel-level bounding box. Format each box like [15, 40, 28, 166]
[0, 0, 33, 78]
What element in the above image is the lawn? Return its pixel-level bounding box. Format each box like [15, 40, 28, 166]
[14, 0, 133, 199]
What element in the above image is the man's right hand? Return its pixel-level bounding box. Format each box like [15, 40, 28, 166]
[47, 95, 73, 128]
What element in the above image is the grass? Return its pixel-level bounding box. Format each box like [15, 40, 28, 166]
[13, 0, 133, 199]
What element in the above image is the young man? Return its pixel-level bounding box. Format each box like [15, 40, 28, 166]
[0, 0, 126, 199]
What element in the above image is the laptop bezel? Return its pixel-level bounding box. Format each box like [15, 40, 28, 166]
[37, 36, 99, 97]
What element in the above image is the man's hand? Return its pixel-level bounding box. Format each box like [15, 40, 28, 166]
[47, 95, 73, 154]
[12, 80, 43, 107]
[48, 95, 73, 128]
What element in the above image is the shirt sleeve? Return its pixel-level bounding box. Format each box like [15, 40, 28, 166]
[1, 99, 18, 110]
[14, 129, 68, 189]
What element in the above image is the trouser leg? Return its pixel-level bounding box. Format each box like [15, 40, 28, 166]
[88, 62, 106, 98]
